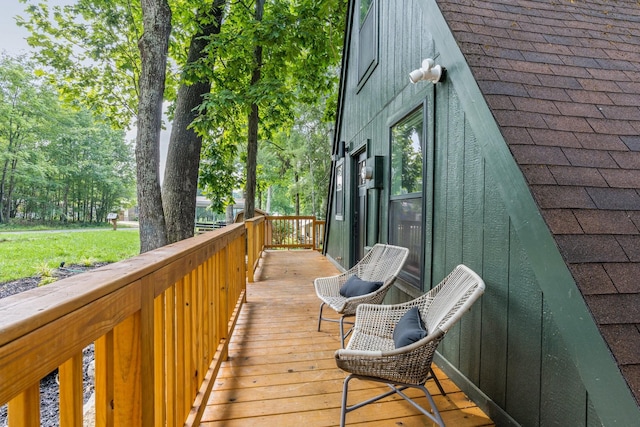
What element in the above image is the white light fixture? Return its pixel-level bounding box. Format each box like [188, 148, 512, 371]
[409, 58, 444, 84]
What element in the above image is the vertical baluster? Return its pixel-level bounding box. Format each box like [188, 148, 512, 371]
[113, 312, 142, 426]
[59, 352, 83, 427]
[189, 268, 199, 398]
[95, 332, 114, 427]
[164, 285, 177, 426]
[175, 277, 187, 421]
[154, 293, 166, 427]
[140, 277, 155, 427]
[8, 382, 40, 427]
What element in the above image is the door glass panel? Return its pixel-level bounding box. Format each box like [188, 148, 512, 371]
[391, 110, 423, 196]
[389, 198, 422, 284]
[389, 107, 424, 288]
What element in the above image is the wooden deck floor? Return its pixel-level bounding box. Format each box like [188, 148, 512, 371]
[200, 250, 495, 427]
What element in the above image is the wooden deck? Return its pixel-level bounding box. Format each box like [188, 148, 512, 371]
[200, 250, 495, 426]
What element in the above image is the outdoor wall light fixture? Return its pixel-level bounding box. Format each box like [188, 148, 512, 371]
[409, 58, 444, 84]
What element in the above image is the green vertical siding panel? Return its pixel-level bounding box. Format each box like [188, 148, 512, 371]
[440, 87, 466, 364]
[443, 88, 466, 273]
[541, 301, 587, 426]
[431, 79, 450, 287]
[587, 396, 604, 427]
[393, 0, 404, 97]
[423, 87, 436, 283]
[459, 126, 484, 384]
[381, 0, 392, 103]
[506, 228, 542, 426]
[480, 171, 510, 408]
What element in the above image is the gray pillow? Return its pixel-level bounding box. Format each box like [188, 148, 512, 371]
[339, 275, 383, 297]
[393, 307, 427, 348]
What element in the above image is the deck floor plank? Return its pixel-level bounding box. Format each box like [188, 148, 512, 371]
[202, 250, 494, 426]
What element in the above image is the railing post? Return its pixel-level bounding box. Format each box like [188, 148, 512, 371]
[312, 218, 317, 250]
[246, 222, 256, 283]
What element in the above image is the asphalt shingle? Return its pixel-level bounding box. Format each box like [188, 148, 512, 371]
[438, 0, 640, 404]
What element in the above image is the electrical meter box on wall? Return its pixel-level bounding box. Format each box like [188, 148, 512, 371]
[364, 156, 384, 189]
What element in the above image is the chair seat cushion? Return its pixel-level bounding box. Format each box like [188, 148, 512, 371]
[393, 307, 427, 348]
[339, 275, 383, 298]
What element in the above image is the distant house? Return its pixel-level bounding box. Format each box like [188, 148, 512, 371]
[324, 0, 640, 425]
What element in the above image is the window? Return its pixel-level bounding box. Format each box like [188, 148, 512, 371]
[389, 108, 424, 287]
[335, 160, 344, 221]
[357, 0, 378, 86]
[360, 0, 373, 22]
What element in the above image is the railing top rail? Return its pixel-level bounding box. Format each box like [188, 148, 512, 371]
[0, 223, 245, 348]
[265, 215, 318, 220]
[244, 215, 265, 224]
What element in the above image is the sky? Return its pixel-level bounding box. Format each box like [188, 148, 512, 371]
[1, 2, 36, 56]
[1, 1, 170, 178]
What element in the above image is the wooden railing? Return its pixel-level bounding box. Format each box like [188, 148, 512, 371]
[0, 224, 247, 427]
[245, 215, 324, 283]
[245, 216, 265, 283]
[264, 216, 325, 251]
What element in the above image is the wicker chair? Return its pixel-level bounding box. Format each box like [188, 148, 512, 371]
[334, 264, 485, 427]
[315, 243, 409, 348]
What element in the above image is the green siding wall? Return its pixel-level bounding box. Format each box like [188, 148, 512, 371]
[324, 0, 637, 425]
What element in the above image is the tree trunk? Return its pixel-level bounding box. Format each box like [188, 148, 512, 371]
[162, 0, 226, 244]
[294, 171, 300, 216]
[137, 0, 172, 252]
[0, 131, 16, 223]
[246, 0, 265, 221]
[5, 155, 18, 222]
[0, 157, 8, 223]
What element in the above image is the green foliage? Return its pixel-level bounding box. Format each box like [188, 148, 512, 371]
[36, 262, 55, 278]
[257, 101, 333, 217]
[198, 133, 240, 213]
[197, 0, 345, 214]
[17, 0, 209, 129]
[0, 229, 140, 283]
[0, 55, 136, 224]
[18, 0, 346, 221]
[18, 0, 143, 128]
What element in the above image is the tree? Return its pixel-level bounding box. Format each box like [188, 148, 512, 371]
[162, 0, 227, 243]
[136, 0, 172, 252]
[20, 0, 229, 249]
[257, 101, 333, 217]
[0, 55, 135, 223]
[0, 54, 57, 222]
[19, 0, 345, 251]
[198, 0, 345, 219]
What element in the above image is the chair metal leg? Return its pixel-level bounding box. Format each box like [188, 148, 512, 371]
[429, 367, 446, 396]
[340, 374, 398, 427]
[339, 376, 445, 427]
[387, 384, 444, 427]
[317, 302, 326, 331]
[340, 374, 352, 427]
[339, 316, 355, 349]
[415, 384, 445, 427]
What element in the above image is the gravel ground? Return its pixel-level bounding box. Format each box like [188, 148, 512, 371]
[0, 264, 104, 426]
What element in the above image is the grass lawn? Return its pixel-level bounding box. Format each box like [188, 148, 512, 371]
[0, 229, 140, 283]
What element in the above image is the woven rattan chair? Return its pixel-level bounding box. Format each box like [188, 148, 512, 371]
[315, 243, 409, 348]
[334, 264, 485, 427]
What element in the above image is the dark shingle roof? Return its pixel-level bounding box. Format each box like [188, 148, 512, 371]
[436, 0, 640, 403]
